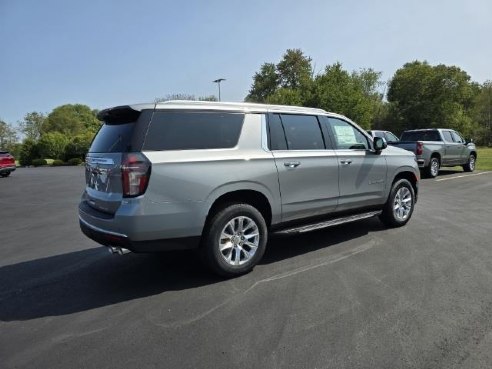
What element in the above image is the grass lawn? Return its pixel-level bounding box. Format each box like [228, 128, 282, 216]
[477, 147, 492, 171]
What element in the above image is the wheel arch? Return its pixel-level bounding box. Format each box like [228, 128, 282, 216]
[391, 170, 419, 201]
[430, 152, 441, 162]
[205, 188, 274, 229]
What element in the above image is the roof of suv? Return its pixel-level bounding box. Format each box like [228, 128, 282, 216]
[128, 100, 330, 115]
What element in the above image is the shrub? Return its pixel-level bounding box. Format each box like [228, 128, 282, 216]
[52, 159, 65, 166]
[32, 158, 48, 167]
[64, 133, 94, 161]
[67, 157, 83, 166]
[38, 132, 69, 160]
[19, 139, 39, 166]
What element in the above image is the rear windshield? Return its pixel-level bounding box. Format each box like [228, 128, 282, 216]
[400, 130, 441, 142]
[143, 111, 244, 150]
[89, 123, 136, 153]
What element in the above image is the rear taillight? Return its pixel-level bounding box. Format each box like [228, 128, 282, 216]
[416, 141, 424, 156]
[121, 153, 151, 197]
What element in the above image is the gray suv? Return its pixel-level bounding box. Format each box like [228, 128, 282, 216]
[79, 101, 419, 276]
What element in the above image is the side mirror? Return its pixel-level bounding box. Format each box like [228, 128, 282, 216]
[373, 136, 387, 152]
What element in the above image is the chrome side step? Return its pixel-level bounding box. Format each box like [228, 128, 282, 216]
[275, 210, 382, 235]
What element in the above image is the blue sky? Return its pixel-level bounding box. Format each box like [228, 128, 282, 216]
[1, 0, 491, 126]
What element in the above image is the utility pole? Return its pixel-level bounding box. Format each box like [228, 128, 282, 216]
[213, 78, 226, 101]
[488, 85, 492, 145]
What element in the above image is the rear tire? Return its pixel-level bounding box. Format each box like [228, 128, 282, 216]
[463, 154, 476, 172]
[379, 179, 415, 228]
[0, 171, 10, 177]
[425, 157, 440, 178]
[200, 204, 268, 277]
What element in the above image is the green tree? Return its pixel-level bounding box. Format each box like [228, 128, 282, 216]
[276, 49, 312, 89]
[245, 63, 278, 103]
[43, 104, 100, 136]
[245, 50, 384, 129]
[387, 61, 478, 137]
[37, 132, 70, 160]
[64, 132, 94, 160]
[246, 50, 313, 103]
[471, 81, 492, 145]
[266, 88, 303, 106]
[0, 120, 18, 151]
[19, 112, 45, 141]
[19, 138, 39, 166]
[311, 63, 383, 129]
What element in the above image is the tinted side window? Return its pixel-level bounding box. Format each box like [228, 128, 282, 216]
[442, 131, 453, 142]
[144, 111, 244, 150]
[268, 114, 288, 150]
[280, 114, 325, 150]
[451, 131, 464, 143]
[327, 118, 369, 150]
[385, 132, 399, 142]
[90, 123, 136, 153]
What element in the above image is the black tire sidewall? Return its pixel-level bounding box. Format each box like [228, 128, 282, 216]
[202, 204, 267, 277]
[427, 157, 439, 178]
[381, 179, 415, 227]
[463, 155, 475, 172]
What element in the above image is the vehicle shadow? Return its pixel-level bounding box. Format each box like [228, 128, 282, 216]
[437, 168, 464, 176]
[0, 218, 385, 322]
[262, 217, 385, 264]
[419, 168, 464, 180]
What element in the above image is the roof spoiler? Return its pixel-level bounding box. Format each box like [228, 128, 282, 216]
[97, 105, 141, 124]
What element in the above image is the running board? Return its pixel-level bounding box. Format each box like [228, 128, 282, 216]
[275, 210, 382, 235]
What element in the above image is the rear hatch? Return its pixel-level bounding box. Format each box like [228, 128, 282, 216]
[0, 151, 15, 167]
[84, 106, 152, 215]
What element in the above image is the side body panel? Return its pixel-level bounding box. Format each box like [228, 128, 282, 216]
[272, 150, 339, 222]
[335, 149, 388, 211]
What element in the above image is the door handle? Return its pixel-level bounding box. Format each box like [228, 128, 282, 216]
[284, 161, 301, 168]
[340, 159, 352, 165]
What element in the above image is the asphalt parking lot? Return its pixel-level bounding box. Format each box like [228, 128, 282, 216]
[1, 167, 492, 369]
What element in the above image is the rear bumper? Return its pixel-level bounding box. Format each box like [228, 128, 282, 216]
[78, 201, 201, 252]
[0, 165, 16, 173]
[79, 216, 200, 252]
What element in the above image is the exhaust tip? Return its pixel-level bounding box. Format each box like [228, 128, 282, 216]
[108, 246, 131, 255]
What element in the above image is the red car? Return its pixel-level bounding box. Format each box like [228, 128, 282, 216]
[0, 151, 16, 177]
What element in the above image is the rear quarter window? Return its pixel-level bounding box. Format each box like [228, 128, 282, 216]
[143, 111, 244, 150]
[89, 123, 136, 153]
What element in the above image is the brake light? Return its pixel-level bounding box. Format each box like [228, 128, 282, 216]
[416, 141, 424, 156]
[121, 153, 151, 197]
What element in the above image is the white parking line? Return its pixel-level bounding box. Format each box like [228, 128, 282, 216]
[435, 171, 491, 182]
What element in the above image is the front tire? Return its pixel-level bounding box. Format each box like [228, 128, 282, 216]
[463, 154, 476, 172]
[0, 171, 10, 177]
[379, 179, 416, 228]
[200, 204, 268, 277]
